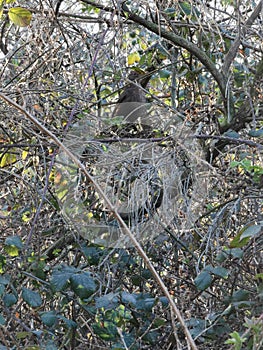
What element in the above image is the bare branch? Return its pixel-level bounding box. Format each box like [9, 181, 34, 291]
[81, 0, 228, 102]
[222, 0, 263, 74]
[194, 134, 263, 150]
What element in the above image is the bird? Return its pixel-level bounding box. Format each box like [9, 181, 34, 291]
[111, 68, 164, 224]
[113, 68, 154, 123]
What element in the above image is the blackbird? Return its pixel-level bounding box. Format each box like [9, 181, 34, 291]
[113, 69, 153, 122]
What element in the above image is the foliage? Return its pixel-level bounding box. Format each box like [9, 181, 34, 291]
[0, 0, 262, 349]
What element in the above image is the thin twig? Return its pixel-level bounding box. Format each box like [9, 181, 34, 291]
[194, 134, 263, 149]
[222, 0, 263, 73]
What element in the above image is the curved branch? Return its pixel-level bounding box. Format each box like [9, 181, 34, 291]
[81, 0, 228, 101]
[222, 0, 263, 74]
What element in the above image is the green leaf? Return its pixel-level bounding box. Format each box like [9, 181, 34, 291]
[223, 130, 240, 138]
[45, 341, 58, 350]
[215, 250, 228, 263]
[206, 265, 229, 279]
[159, 69, 171, 79]
[70, 272, 97, 299]
[187, 318, 206, 338]
[135, 294, 156, 311]
[40, 311, 57, 327]
[16, 331, 31, 340]
[8, 7, 32, 27]
[225, 331, 246, 348]
[255, 273, 263, 280]
[5, 236, 23, 249]
[142, 329, 159, 344]
[120, 291, 137, 306]
[230, 231, 250, 248]
[22, 288, 42, 307]
[131, 274, 142, 286]
[0, 255, 6, 273]
[96, 292, 119, 309]
[179, 1, 191, 16]
[57, 315, 77, 328]
[3, 293, 17, 307]
[82, 246, 103, 265]
[50, 265, 76, 292]
[229, 248, 244, 259]
[164, 7, 176, 16]
[0, 275, 10, 285]
[248, 128, 263, 138]
[153, 317, 166, 327]
[240, 224, 262, 240]
[194, 270, 212, 291]
[158, 296, 169, 307]
[92, 322, 118, 341]
[230, 223, 262, 248]
[231, 289, 250, 302]
[0, 313, 5, 325]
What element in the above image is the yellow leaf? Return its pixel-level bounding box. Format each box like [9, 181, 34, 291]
[8, 7, 32, 27]
[5, 245, 19, 257]
[87, 212, 93, 219]
[127, 52, 140, 66]
[0, 152, 16, 167]
[140, 42, 147, 50]
[22, 150, 28, 160]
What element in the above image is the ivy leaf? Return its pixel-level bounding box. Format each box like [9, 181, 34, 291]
[223, 130, 240, 139]
[240, 223, 262, 240]
[50, 265, 77, 292]
[135, 294, 156, 311]
[0, 152, 16, 167]
[248, 128, 263, 138]
[0, 275, 10, 285]
[194, 270, 212, 291]
[179, 1, 192, 16]
[57, 315, 77, 328]
[230, 223, 262, 248]
[95, 292, 119, 309]
[3, 293, 17, 307]
[92, 322, 118, 341]
[206, 265, 229, 279]
[128, 52, 140, 65]
[159, 69, 171, 79]
[40, 311, 57, 327]
[70, 272, 98, 299]
[0, 313, 5, 326]
[8, 7, 32, 27]
[4, 236, 23, 257]
[5, 236, 23, 249]
[22, 287, 42, 308]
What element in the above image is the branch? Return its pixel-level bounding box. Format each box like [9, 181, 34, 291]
[222, 0, 263, 74]
[194, 134, 263, 149]
[0, 92, 198, 350]
[81, 0, 227, 100]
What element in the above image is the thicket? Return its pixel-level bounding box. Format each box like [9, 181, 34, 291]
[0, 1, 262, 349]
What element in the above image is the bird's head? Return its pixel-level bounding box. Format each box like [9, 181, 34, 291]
[127, 67, 155, 88]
